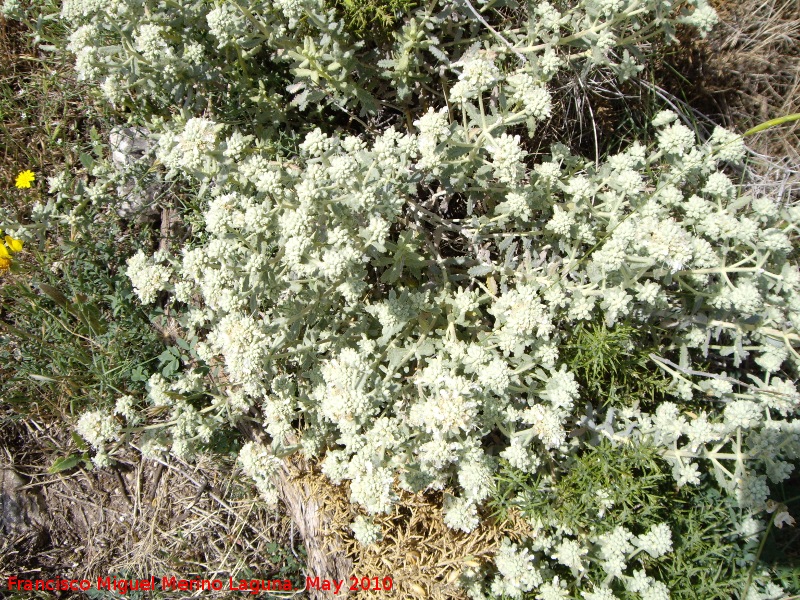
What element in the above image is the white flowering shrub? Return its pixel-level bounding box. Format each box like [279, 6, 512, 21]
[53, 0, 718, 119]
[113, 104, 799, 598]
[44, 0, 799, 595]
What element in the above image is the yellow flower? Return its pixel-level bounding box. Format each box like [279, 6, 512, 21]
[15, 170, 35, 189]
[0, 245, 11, 271]
[5, 235, 23, 252]
[0, 235, 23, 272]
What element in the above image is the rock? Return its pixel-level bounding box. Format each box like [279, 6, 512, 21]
[110, 126, 151, 166]
[1, 467, 45, 536]
[108, 126, 162, 220]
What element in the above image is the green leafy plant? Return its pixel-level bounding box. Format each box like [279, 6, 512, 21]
[562, 318, 673, 409]
[326, 0, 418, 35]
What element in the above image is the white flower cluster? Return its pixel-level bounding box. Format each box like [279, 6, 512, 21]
[597, 525, 634, 579]
[76, 409, 120, 449]
[61, 0, 120, 20]
[167, 400, 205, 458]
[581, 586, 617, 600]
[316, 348, 376, 433]
[490, 285, 554, 355]
[626, 570, 670, 600]
[125, 250, 172, 304]
[205, 313, 272, 396]
[490, 539, 543, 599]
[147, 373, 173, 406]
[487, 134, 526, 184]
[634, 523, 673, 558]
[349, 467, 397, 515]
[551, 538, 588, 573]
[237, 441, 281, 506]
[157, 117, 224, 175]
[657, 122, 696, 156]
[500, 436, 539, 473]
[634, 398, 800, 510]
[135, 24, 172, 63]
[206, 3, 248, 49]
[114, 395, 139, 424]
[450, 52, 501, 102]
[350, 515, 382, 546]
[443, 495, 480, 533]
[680, 0, 719, 36]
[508, 73, 553, 121]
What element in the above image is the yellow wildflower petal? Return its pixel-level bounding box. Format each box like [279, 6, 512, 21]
[0, 256, 11, 270]
[4, 236, 23, 252]
[14, 170, 35, 189]
[0, 245, 10, 259]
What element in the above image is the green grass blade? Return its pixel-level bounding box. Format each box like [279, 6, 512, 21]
[743, 113, 800, 137]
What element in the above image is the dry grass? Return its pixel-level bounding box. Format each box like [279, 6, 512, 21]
[698, 0, 800, 209]
[272, 456, 532, 600]
[343, 490, 526, 600]
[706, 0, 800, 160]
[0, 414, 304, 597]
